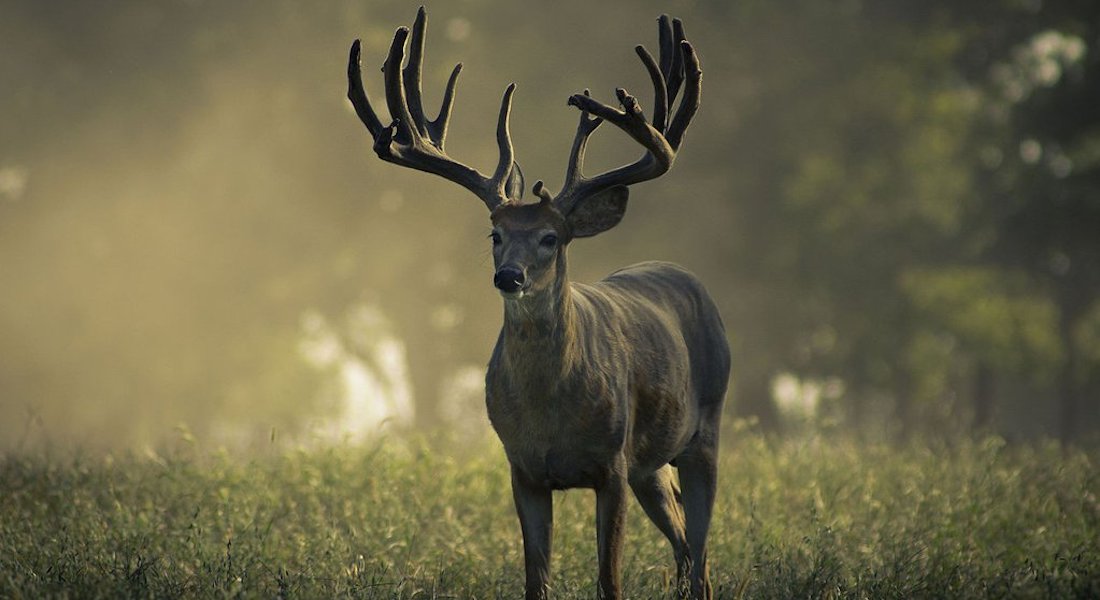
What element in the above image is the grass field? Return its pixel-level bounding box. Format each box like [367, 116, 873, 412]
[2, 425, 1098, 599]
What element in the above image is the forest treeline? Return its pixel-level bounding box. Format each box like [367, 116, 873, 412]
[0, 0, 1097, 449]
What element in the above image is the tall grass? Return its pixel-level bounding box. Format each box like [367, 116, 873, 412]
[2, 426, 1098, 598]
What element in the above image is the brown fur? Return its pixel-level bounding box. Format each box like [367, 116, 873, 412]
[487, 201, 730, 599]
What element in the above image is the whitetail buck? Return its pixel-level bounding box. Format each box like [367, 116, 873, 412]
[347, 9, 729, 599]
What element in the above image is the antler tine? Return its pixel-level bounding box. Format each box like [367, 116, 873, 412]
[666, 40, 701, 151]
[636, 45, 668, 134]
[347, 9, 519, 211]
[383, 27, 416, 144]
[659, 17, 674, 75]
[492, 83, 518, 199]
[561, 89, 603, 195]
[532, 180, 554, 204]
[666, 18, 687, 110]
[427, 63, 462, 150]
[347, 40, 384, 137]
[403, 7, 430, 139]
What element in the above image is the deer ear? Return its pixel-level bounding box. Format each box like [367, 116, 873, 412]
[568, 185, 629, 238]
[505, 162, 525, 201]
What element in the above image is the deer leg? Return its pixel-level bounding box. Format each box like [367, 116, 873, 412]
[511, 467, 553, 600]
[629, 465, 691, 596]
[595, 465, 628, 600]
[677, 430, 719, 600]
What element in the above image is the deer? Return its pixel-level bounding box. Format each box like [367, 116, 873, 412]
[347, 8, 729, 600]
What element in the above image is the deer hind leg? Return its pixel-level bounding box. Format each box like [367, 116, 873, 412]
[676, 422, 720, 600]
[629, 465, 691, 597]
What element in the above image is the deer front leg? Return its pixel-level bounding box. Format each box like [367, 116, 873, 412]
[595, 461, 628, 600]
[512, 467, 553, 600]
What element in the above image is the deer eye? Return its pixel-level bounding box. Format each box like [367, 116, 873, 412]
[540, 234, 558, 248]
[490, 232, 502, 246]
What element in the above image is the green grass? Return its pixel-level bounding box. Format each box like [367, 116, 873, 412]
[2, 426, 1098, 598]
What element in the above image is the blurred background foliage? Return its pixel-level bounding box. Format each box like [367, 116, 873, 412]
[1, 0, 1098, 451]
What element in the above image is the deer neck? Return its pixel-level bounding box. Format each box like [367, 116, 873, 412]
[500, 251, 578, 377]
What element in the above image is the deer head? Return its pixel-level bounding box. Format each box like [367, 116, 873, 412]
[347, 8, 701, 300]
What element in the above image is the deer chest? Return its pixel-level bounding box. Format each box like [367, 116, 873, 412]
[486, 379, 627, 490]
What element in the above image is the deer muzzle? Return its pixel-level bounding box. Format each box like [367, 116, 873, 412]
[493, 265, 527, 296]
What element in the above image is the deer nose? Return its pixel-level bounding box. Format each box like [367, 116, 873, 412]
[494, 266, 526, 294]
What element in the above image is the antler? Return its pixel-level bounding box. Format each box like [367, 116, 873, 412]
[552, 15, 702, 215]
[347, 7, 520, 211]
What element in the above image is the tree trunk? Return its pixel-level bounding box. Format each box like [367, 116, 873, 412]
[894, 370, 914, 442]
[734, 373, 780, 431]
[972, 361, 994, 433]
[1057, 303, 1081, 446]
